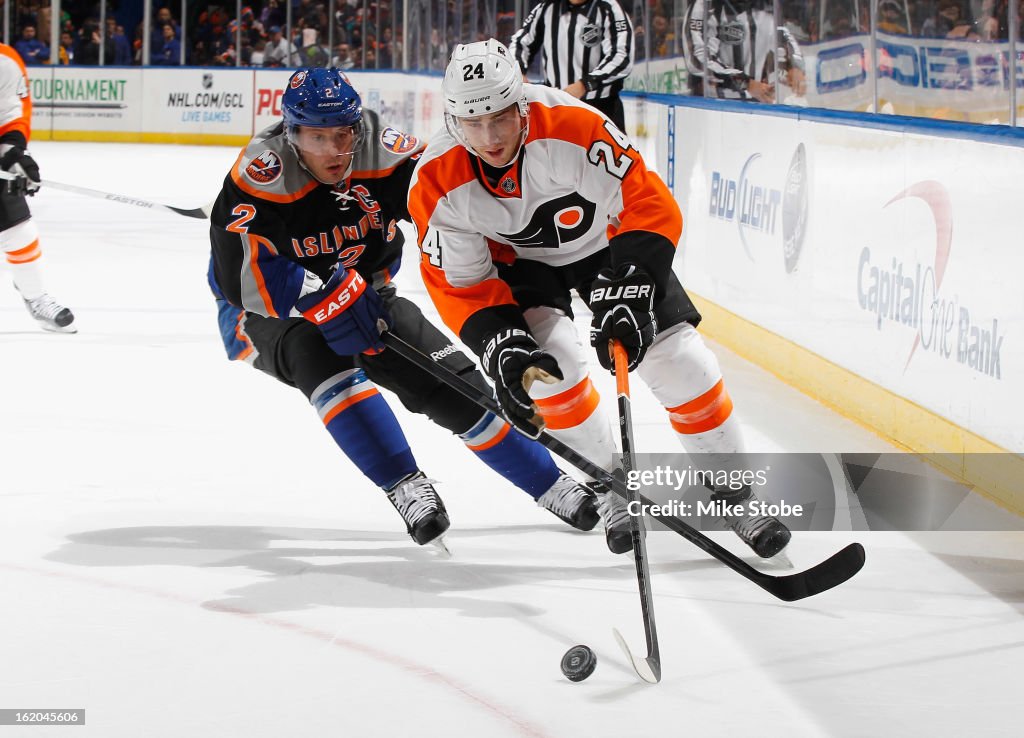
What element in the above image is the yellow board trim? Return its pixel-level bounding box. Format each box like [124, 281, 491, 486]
[32, 130, 250, 146]
[691, 293, 1024, 517]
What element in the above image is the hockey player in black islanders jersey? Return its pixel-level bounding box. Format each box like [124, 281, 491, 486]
[207, 67, 607, 547]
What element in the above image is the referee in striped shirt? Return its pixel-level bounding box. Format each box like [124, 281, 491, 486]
[508, 0, 634, 130]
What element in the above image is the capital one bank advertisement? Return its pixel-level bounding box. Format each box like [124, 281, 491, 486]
[676, 109, 1023, 450]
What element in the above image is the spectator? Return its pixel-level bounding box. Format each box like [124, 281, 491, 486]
[379, 26, 397, 68]
[74, 22, 102, 66]
[152, 24, 182, 65]
[250, 39, 267, 66]
[150, 7, 182, 63]
[210, 20, 238, 65]
[921, 0, 973, 36]
[822, 2, 857, 38]
[331, 42, 355, 69]
[14, 26, 50, 66]
[263, 25, 296, 66]
[296, 27, 329, 67]
[261, 0, 285, 30]
[105, 18, 133, 66]
[878, 0, 911, 33]
[649, 11, 674, 57]
[973, 0, 1001, 39]
[58, 30, 75, 65]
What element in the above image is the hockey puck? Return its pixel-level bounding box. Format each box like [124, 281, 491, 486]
[560, 644, 597, 682]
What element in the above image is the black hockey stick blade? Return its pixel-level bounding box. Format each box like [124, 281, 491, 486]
[164, 203, 212, 219]
[754, 542, 866, 602]
[636, 502, 865, 601]
[381, 332, 866, 602]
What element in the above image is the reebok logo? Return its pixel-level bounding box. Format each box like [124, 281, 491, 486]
[430, 344, 458, 361]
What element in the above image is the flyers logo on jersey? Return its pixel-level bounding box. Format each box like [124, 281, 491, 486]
[380, 127, 419, 154]
[496, 192, 597, 249]
[244, 150, 283, 185]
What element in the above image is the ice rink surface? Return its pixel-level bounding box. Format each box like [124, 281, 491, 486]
[2, 141, 1023, 737]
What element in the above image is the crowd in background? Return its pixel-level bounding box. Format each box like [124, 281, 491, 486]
[4, 0, 403, 68]
[5, 0, 1023, 70]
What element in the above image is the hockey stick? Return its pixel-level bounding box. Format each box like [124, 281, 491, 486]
[381, 332, 866, 602]
[610, 340, 661, 684]
[0, 170, 212, 219]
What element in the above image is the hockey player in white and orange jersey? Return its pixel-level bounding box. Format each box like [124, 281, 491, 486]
[0, 43, 75, 332]
[409, 39, 790, 558]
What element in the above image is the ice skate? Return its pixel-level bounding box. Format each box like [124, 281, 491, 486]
[711, 484, 791, 558]
[23, 293, 76, 333]
[589, 479, 634, 554]
[537, 473, 599, 531]
[386, 472, 450, 546]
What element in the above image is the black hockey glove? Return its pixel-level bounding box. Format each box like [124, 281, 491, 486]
[481, 327, 563, 437]
[588, 263, 658, 373]
[0, 144, 41, 196]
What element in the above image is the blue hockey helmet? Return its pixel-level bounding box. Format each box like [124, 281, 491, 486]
[282, 67, 362, 129]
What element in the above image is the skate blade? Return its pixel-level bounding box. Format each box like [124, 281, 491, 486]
[761, 548, 794, 570]
[39, 322, 77, 334]
[429, 535, 452, 558]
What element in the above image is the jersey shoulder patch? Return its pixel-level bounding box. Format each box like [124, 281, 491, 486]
[231, 124, 317, 203]
[243, 149, 284, 185]
[379, 126, 419, 154]
[350, 109, 425, 179]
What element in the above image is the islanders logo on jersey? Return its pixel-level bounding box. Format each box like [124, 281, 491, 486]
[380, 127, 419, 154]
[290, 70, 307, 89]
[244, 150, 283, 185]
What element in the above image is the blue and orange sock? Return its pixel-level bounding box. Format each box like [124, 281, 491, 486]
[312, 369, 416, 489]
[460, 412, 560, 499]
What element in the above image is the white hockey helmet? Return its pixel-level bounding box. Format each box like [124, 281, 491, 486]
[443, 39, 529, 156]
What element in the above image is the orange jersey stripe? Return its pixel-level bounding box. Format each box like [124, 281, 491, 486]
[0, 45, 31, 141]
[5, 239, 40, 264]
[409, 145, 476, 247]
[419, 262, 515, 337]
[666, 380, 734, 435]
[535, 378, 601, 430]
[245, 234, 280, 318]
[322, 388, 379, 425]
